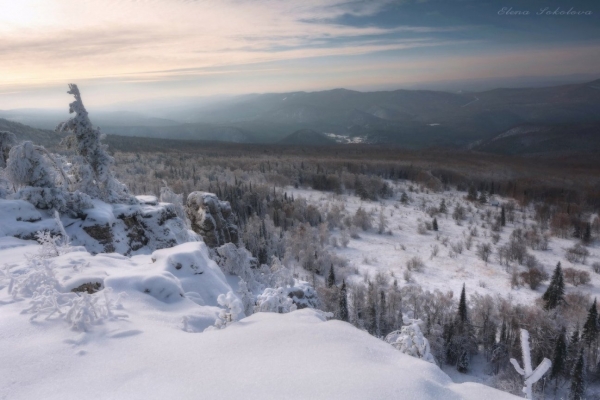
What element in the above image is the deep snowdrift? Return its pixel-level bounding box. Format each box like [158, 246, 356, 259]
[0, 237, 517, 400]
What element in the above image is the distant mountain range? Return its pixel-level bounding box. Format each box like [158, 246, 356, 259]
[1, 79, 599, 154]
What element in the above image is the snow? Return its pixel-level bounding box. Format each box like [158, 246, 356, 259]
[0, 235, 517, 399]
[284, 184, 600, 307]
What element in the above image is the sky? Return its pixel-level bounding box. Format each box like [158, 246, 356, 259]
[0, 0, 599, 109]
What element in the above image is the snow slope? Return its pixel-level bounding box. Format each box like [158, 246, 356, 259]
[0, 237, 517, 400]
[286, 184, 600, 308]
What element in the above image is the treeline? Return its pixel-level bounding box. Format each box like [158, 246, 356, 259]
[106, 136, 600, 212]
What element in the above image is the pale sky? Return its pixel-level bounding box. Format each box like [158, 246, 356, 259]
[0, 0, 598, 108]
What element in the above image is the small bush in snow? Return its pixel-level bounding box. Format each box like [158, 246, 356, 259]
[592, 262, 600, 274]
[565, 243, 590, 264]
[255, 287, 297, 314]
[476, 243, 492, 262]
[519, 267, 548, 290]
[563, 268, 591, 287]
[209, 291, 245, 330]
[406, 256, 424, 272]
[450, 241, 464, 255]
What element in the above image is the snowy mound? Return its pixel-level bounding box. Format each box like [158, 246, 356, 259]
[0, 238, 516, 400]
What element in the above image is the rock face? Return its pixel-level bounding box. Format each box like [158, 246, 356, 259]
[186, 192, 238, 248]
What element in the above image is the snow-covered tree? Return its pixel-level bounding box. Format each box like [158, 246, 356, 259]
[236, 279, 255, 317]
[160, 183, 186, 221]
[385, 313, 436, 364]
[56, 84, 130, 203]
[255, 287, 297, 314]
[6, 141, 60, 189]
[0, 130, 17, 169]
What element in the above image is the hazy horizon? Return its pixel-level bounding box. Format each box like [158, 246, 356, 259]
[1, 0, 599, 109]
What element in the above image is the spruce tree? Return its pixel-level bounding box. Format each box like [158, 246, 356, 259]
[582, 298, 598, 347]
[457, 350, 469, 373]
[550, 328, 567, 381]
[570, 350, 586, 400]
[339, 280, 349, 322]
[439, 199, 447, 213]
[400, 192, 408, 204]
[500, 206, 506, 227]
[326, 264, 335, 288]
[543, 262, 565, 310]
[458, 284, 468, 323]
[366, 282, 377, 335]
[467, 186, 477, 201]
[432, 218, 438, 231]
[583, 222, 592, 244]
[567, 328, 581, 377]
[378, 291, 388, 337]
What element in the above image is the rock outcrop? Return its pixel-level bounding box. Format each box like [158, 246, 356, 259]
[0, 196, 195, 255]
[186, 192, 238, 248]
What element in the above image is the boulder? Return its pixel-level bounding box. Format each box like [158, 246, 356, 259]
[186, 192, 238, 248]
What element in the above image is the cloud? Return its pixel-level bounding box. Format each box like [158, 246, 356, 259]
[0, 0, 470, 86]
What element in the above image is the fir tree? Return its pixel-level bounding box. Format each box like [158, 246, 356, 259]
[326, 264, 335, 288]
[378, 290, 388, 336]
[569, 350, 586, 400]
[567, 328, 581, 377]
[478, 191, 487, 204]
[400, 192, 408, 204]
[581, 298, 598, 347]
[366, 282, 377, 335]
[543, 262, 565, 310]
[432, 218, 438, 231]
[457, 350, 469, 373]
[458, 284, 468, 323]
[500, 206, 506, 227]
[467, 186, 477, 201]
[439, 199, 447, 213]
[583, 222, 592, 244]
[550, 328, 567, 381]
[339, 280, 349, 322]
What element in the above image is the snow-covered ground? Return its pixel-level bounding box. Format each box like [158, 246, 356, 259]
[0, 236, 517, 400]
[286, 183, 600, 309]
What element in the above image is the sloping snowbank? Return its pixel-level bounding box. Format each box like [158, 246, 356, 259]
[0, 237, 517, 400]
[0, 308, 518, 400]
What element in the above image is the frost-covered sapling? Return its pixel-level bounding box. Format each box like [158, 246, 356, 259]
[209, 291, 245, 330]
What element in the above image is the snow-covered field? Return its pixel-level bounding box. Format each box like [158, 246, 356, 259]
[286, 183, 600, 309]
[0, 236, 517, 400]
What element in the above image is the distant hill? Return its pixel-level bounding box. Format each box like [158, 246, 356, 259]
[473, 122, 600, 155]
[278, 129, 336, 146]
[0, 118, 64, 148]
[3, 79, 600, 154]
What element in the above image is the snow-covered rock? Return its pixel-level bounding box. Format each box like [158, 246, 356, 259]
[186, 191, 238, 248]
[0, 195, 195, 255]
